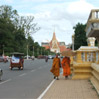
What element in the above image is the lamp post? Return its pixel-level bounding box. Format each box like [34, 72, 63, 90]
[37, 48, 39, 56]
[3, 45, 4, 57]
[33, 46, 34, 56]
[27, 45, 29, 59]
[72, 34, 74, 51]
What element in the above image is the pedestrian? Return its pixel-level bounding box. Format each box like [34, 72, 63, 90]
[50, 54, 61, 80]
[45, 56, 48, 62]
[61, 56, 71, 79]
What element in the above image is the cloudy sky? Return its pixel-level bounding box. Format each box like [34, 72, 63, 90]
[0, 0, 99, 45]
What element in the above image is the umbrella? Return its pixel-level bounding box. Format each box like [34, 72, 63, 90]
[61, 50, 76, 57]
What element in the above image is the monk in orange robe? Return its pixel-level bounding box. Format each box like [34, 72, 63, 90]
[61, 56, 71, 79]
[50, 55, 61, 80]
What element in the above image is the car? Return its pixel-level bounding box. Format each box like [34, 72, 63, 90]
[52, 55, 56, 59]
[48, 55, 53, 59]
[38, 55, 46, 59]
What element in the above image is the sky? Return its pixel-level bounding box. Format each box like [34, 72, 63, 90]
[0, 0, 99, 45]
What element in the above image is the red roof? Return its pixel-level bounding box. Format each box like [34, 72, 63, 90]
[42, 45, 50, 49]
[59, 46, 71, 53]
[59, 46, 66, 52]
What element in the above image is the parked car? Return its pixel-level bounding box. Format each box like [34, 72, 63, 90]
[52, 55, 56, 59]
[38, 55, 46, 59]
[48, 55, 53, 59]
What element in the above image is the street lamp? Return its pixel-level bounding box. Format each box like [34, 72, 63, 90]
[33, 46, 34, 56]
[37, 48, 39, 56]
[72, 34, 75, 51]
[27, 45, 29, 59]
[3, 45, 4, 56]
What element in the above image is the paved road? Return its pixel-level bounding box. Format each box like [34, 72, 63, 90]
[0, 59, 53, 99]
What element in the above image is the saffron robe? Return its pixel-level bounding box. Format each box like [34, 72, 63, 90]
[50, 57, 61, 77]
[61, 57, 71, 76]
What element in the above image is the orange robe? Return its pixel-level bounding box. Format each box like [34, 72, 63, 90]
[50, 57, 61, 77]
[61, 57, 71, 76]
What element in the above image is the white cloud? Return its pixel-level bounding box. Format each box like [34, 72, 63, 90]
[19, 0, 95, 45]
[22, 0, 48, 2]
[4, 0, 13, 3]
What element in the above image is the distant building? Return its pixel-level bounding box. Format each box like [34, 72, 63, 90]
[41, 32, 71, 53]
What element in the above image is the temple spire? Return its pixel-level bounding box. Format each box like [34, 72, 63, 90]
[52, 30, 57, 40]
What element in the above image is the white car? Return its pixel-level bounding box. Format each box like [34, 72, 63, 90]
[48, 55, 53, 59]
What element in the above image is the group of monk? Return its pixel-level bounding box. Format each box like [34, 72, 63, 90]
[50, 54, 71, 80]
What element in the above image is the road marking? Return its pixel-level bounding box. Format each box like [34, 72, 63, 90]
[19, 73, 26, 77]
[0, 79, 11, 85]
[37, 79, 55, 99]
[31, 69, 36, 72]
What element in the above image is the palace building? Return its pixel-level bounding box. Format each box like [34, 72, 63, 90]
[41, 32, 70, 53]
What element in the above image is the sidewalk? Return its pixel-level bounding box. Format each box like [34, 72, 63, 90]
[42, 75, 99, 99]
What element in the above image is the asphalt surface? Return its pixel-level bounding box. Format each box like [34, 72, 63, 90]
[0, 59, 53, 99]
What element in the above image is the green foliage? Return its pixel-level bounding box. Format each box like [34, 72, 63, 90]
[73, 23, 87, 50]
[0, 5, 41, 56]
[0, 5, 55, 57]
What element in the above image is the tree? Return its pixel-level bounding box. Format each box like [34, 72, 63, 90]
[0, 5, 40, 56]
[0, 5, 19, 55]
[15, 16, 41, 57]
[0, 5, 18, 19]
[73, 23, 87, 50]
[15, 16, 40, 38]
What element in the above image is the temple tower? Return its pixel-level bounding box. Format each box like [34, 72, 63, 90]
[50, 32, 60, 53]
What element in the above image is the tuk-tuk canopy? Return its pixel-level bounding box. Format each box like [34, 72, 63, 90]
[10, 52, 24, 56]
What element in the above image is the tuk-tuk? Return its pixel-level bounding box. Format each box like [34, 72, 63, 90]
[9, 52, 24, 70]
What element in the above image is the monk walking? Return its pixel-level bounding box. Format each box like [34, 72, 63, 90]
[61, 56, 71, 79]
[50, 54, 61, 80]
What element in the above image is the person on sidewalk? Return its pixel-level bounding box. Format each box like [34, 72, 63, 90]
[61, 56, 71, 79]
[50, 54, 61, 80]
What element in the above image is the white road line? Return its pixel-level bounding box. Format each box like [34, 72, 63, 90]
[37, 79, 55, 99]
[31, 69, 36, 72]
[0, 79, 11, 85]
[19, 73, 26, 77]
